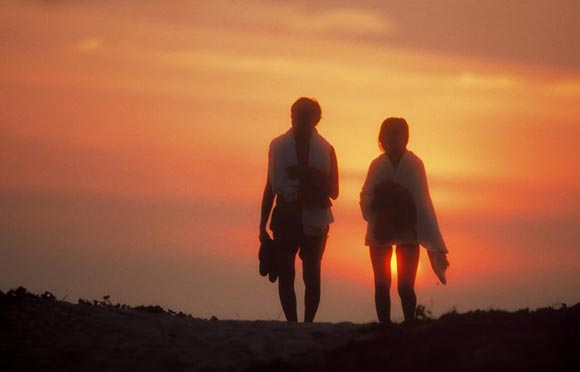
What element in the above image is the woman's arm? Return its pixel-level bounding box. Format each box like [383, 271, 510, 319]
[329, 146, 339, 200]
[360, 160, 378, 221]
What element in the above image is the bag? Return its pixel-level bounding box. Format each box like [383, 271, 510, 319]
[371, 181, 417, 244]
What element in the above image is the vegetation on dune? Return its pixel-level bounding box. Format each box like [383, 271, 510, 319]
[1, 286, 195, 318]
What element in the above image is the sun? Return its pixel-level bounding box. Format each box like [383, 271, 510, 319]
[390, 253, 398, 275]
[390, 249, 424, 279]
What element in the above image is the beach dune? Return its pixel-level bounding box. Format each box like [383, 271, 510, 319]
[1, 288, 578, 371]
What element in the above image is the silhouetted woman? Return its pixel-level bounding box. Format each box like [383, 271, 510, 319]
[260, 97, 339, 322]
[360, 118, 449, 324]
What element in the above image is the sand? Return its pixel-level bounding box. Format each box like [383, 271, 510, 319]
[1, 288, 579, 371]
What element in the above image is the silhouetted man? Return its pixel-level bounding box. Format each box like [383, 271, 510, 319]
[259, 97, 339, 322]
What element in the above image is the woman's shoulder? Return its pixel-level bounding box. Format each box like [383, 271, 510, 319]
[404, 150, 424, 168]
[369, 153, 389, 172]
[369, 153, 388, 168]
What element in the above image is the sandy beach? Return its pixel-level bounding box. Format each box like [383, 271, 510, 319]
[1, 288, 579, 371]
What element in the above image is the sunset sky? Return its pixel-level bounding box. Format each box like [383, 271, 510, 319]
[1, 0, 579, 322]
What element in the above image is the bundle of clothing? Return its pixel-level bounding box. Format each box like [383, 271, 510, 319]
[371, 181, 417, 245]
[259, 236, 277, 283]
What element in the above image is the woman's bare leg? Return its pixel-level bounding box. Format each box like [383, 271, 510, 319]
[396, 244, 420, 322]
[370, 246, 393, 323]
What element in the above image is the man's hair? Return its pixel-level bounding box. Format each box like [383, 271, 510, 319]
[291, 97, 322, 125]
[379, 117, 409, 151]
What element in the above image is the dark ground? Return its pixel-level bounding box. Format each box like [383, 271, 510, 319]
[1, 288, 579, 371]
[253, 304, 580, 372]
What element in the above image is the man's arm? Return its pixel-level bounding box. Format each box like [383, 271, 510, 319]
[259, 176, 274, 242]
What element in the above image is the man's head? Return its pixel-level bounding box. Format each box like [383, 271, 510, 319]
[379, 117, 409, 155]
[291, 97, 322, 139]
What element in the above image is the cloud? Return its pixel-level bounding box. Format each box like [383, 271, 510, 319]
[275, 7, 391, 36]
[219, 0, 580, 73]
[74, 37, 103, 53]
[546, 78, 580, 97]
[365, 0, 580, 73]
[10, 0, 579, 73]
[455, 72, 518, 90]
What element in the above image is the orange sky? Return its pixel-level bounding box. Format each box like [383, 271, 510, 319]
[1, 0, 579, 322]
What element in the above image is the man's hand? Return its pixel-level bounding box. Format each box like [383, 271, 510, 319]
[259, 228, 272, 244]
[286, 165, 307, 179]
[305, 167, 328, 185]
[287, 166, 328, 184]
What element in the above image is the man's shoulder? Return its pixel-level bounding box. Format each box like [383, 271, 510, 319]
[271, 132, 288, 142]
[269, 131, 291, 148]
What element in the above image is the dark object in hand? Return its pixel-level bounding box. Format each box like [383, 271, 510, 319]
[259, 236, 278, 283]
[371, 181, 417, 244]
[286, 165, 306, 179]
[286, 166, 332, 208]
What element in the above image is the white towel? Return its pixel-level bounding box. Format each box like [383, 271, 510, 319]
[269, 129, 334, 234]
[360, 151, 449, 284]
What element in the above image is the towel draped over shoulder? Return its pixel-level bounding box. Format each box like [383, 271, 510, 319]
[268, 129, 334, 235]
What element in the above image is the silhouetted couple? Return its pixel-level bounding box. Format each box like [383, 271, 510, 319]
[259, 97, 449, 324]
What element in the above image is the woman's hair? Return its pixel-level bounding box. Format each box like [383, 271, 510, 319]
[291, 97, 322, 125]
[379, 117, 409, 152]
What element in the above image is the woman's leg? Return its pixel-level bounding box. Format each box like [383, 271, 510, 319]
[301, 233, 327, 323]
[277, 242, 298, 322]
[396, 244, 420, 322]
[369, 246, 393, 323]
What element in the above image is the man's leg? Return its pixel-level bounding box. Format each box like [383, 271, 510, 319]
[276, 240, 298, 322]
[396, 244, 420, 323]
[370, 246, 393, 323]
[301, 233, 327, 323]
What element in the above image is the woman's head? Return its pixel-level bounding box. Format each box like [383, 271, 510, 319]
[379, 117, 409, 154]
[291, 97, 322, 138]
